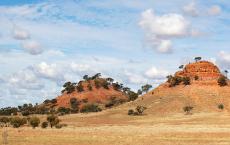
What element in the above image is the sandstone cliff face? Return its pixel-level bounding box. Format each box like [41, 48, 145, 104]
[175, 61, 221, 81]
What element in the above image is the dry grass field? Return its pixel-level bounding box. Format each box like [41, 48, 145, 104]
[1, 109, 230, 145]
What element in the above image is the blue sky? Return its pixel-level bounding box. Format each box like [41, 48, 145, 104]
[0, 0, 229, 107]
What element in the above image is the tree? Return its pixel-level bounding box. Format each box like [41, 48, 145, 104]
[41, 121, 48, 128]
[179, 65, 184, 69]
[137, 89, 142, 95]
[166, 75, 173, 83]
[87, 83, 93, 91]
[47, 115, 60, 128]
[70, 98, 80, 113]
[76, 82, 84, 92]
[127, 91, 138, 101]
[101, 80, 109, 89]
[128, 109, 134, 115]
[183, 77, 191, 85]
[106, 78, 114, 84]
[136, 106, 147, 115]
[169, 76, 182, 87]
[224, 70, 229, 78]
[62, 82, 76, 94]
[122, 87, 130, 94]
[92, 73, 101, 80]
[94, 79, 101, 89]
[10, 117, 27, 128]
[141, 84, 152, 93]
[80, 104, 102, 113]
[218, 104, 224, 110]
[218, 76, 228, 87]
[29, 117, 40, 129]
[194, 75, 199, 80]
[83, 75, 89, 81]
[194, 57, 202, 62]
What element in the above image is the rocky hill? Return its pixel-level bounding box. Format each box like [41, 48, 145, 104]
[42, 74, 137, 113]
[125, 60, 230, 115]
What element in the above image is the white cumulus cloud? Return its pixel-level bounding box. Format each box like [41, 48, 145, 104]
[139, 9, 190, 54]
[22, 40, 43, 55]
[145, 67, 169, 79]
[183, 2, 199, 17]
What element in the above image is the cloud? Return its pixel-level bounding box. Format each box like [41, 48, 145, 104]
[217, 51, 230, 69]
[32, 62, 64, 84]
[13, 26, 30, 40]
[7, 69, 44, 90]
[208, 5, 221, 16]
[124, 70, 147, 85]
[183, 2, 199, 17]
[139, 9, 190, 53]
[145, 67, 169, 79]
[22, 40, 43, 55]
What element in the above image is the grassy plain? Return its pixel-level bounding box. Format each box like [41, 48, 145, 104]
[1, 109, 230, 145]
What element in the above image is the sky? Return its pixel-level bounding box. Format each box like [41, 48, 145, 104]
[0, 0, 230, 107]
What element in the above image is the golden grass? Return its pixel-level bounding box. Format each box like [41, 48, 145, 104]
[1, 112, 230, 145]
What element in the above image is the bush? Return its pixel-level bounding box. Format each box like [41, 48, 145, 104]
[80, 104, 102, 113]
[194, 75, 199, 80]
[128, 106, 147, 116]
[47, 115, 60, 128]
[127, 91, 138, 101]
[55, 124, 63, 129]
[94, 79, 101, 89]
[136, 106, 147, 115]
[70, 98, 80, 113]
[183, 77, 191, 85]
[10, 117, 27, 128]
[41, 121, 48, 128]
[105, 97, 126, 108]
[57, 107, 71, 115]
[87, 84, 93, 91]
[29, 117, 40, 129]
[0, 117, 10, 124]
[218, 104, 224, 110]
[183, 106, 193, 115]
[218, 76, 228, 87]
[128, 109, 134, 115]
[169, 76, 182, 87]
[76, 83, 84, 92]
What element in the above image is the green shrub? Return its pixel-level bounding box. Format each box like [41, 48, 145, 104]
[128, 109, 134, 115]
[0, 117, 10, 124]
[55, 124, 63, 129]
[169, 76, 182, 87]
[183, 77, 191, 85]
[127, 91, 138, 101]
[218, 76, 228, 86]
[41, 121, 48, 128]
[128, 106, 147, 116]
[136, 106, 147, 115]
[105, 97, 126, 108]
[10, 117, 27, 128]
[218, 104, 224, 110]
[183, 106, 193, 115]
[194, 75, 199, 80]
[57, 107, 71, 115]
[80, 104, 102, 113]
[47, 115, 60, 128]
[87, 84, 93, 91]
[29, 117, 40, 129]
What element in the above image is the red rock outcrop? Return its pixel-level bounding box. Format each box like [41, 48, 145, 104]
[175, 61, 221, 81]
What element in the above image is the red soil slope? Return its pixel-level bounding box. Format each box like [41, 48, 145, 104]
[56, 80, 128, 108]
